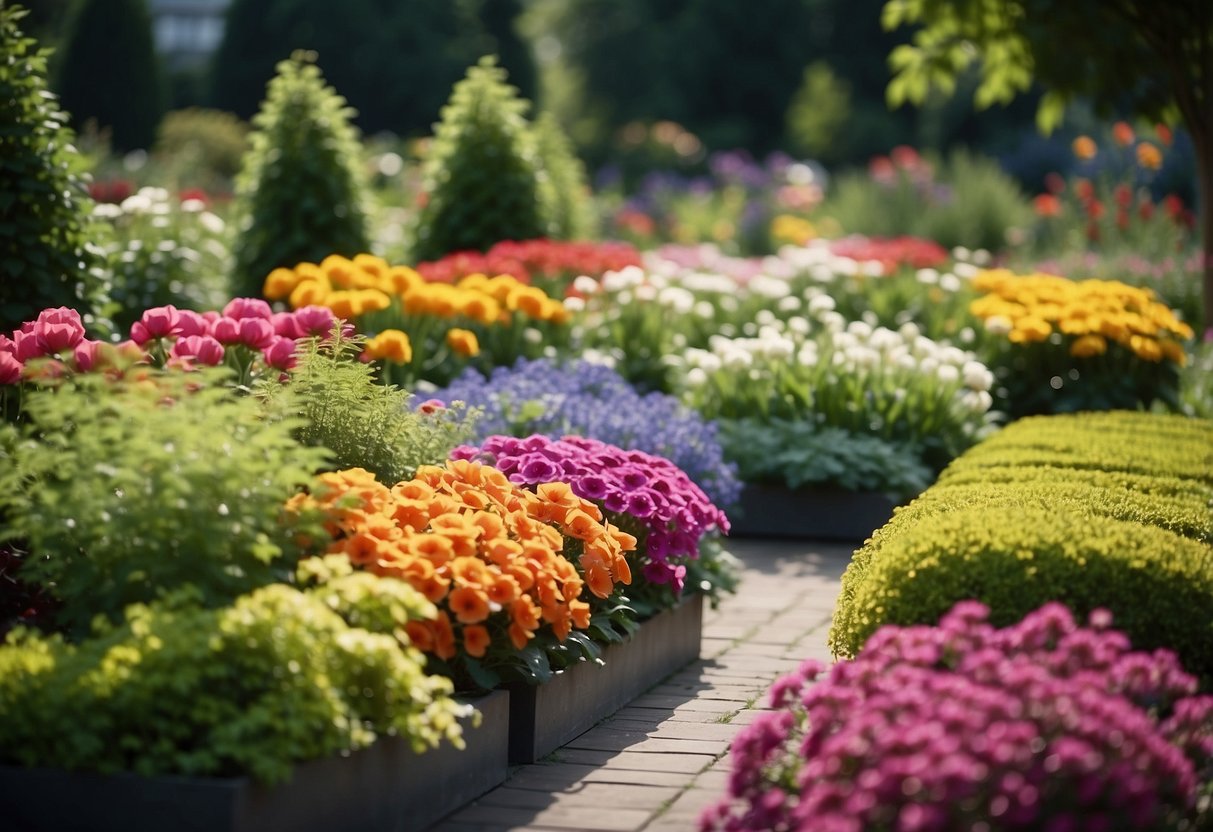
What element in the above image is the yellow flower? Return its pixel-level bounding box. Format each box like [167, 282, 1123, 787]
[353, 253, 389, 278]
[326, 290, 358, 320]
[364, 329, 413, 364]
[385, 265, 423, 295]
[263, 267, 301, 300]
[771, 214, 816, 246]
[1072, 136, 1097, 160]
[507, 285, 550, 319]
[1129, 334, 1163, 362]
[1159, 340, 1187, 366]
[1007, 316, 1052, 343]
[446, 328, 480, 358]
[290, 279, 330, 309]
[457, 292, 500, 325]
[1135, 142, 1163, 171]
[321, 254, 358, 288]
[356, 288, 392, 313]
[1069, 334, 1107, 358]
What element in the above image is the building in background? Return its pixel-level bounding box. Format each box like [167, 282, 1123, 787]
[148, 0, 229, 71]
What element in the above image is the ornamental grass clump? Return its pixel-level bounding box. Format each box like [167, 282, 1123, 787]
[704, 601, 1213, 832]
[286, 463, 637, 691]
[452, 434, 730, 611]
[970, 269, 1194, 416]
[431, 357, 742, 509]
[0, 578, 465, 784]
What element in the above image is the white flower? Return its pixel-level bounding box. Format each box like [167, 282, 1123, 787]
[686, 367, 708, 387]
[658, 286, 695, 314]
[722, 349, 753, 369]
[962, 360, 994, 392]
[92, 203, 123, 219]
[572, 275, 601, 296]
[786, 316, 811, 335]
[777, 295, 801, 312]
[961, 389, 993, 413]
[936, 364, 960, 384]
[694, 300, 716, 319]
[984, 315, 1013, 336]
[847, 346, 880, 368]
[199, 212, 225, 235]
[748, 275, 792, 298]
[524, 327, 543, 344]
[180, 198, 206, 214]
[952, 246, 971, 261]
[635, 284, 657, 302]
[916, 268, 939, 285]
[846, 320, 873, 340]
[808, 294, 836, 314]
[564, 296, 586, 313]
[756, 309, 777, 326]
[953, 263, 980, 279]
[797, 344, 818, 366]
[898, 321, 921, 341]
[819, 310, 845, 333]
[939, 273, 963, 292]
[119, 194, 152, 214]
[919, 356, 939, 375]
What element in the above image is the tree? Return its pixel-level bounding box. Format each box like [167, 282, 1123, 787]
[882, 0, 1213, 330]
[411, 56, 550, 261]
[0, 4, 103, 335]
[229, 52, 370, 299]
[533, 111, 596, 240]
[53, 0, 166, 151]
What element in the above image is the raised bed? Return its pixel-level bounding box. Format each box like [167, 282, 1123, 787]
[0, 689, 510, 832]
[506, 592, 704, 764]
[728, 483, 900, 542]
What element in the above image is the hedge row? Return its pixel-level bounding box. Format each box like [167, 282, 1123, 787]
[829, 411, 1213, 679]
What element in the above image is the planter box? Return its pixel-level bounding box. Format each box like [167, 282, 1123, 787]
[0, 689, 509, 832]
[507, 592, 704, 764]
[728, 483, 900, 541]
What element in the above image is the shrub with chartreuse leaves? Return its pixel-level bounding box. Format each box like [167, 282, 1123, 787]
[532, 111, 596, 241]
[0, 366, 328, 635]
[0, 576, 466, 784]
[705, 601, 1213, 832]
[411, 56, 551, 262]
[0, 5, 104, 336]
[230, 52, 370, 300]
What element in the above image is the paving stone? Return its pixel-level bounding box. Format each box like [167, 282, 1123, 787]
[505, 763, 693, 791]
[606, 719, 743, 742]
[447, 803, 651, 831]
[628, 694, 738, 712]
[474, 783, 682, 811]
[550, 748, 717, 773]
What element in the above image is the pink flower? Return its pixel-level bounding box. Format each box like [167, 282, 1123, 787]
[262, 336, 297, 370]
[73, 340, 102, 372]
[137, 305, 182, 341]
[33, 307, 85, 354]
[11, 330, 42, 362]
[0, 351, 22, 384]
[175, 309, 212, 338]
[271, 312, 304, 339]
[293, 305, 337, 336]
[222, 297, 273, 321]
[170, 335, 225, 366]
[237, 317, 275, 350]
[211, 316, 242, 344]
[418, 398, 447, 414]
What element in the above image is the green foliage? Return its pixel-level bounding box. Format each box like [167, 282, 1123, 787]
[0, 369, 329, 634]
[0, 580, 464, 783]
[784, 62, 852, 164]
[53, 0, 166, 151]
[720, 419, 933, 499]
[412, 56, 550, 261]
[230, 52, 370, 300]
[153, 108, 250, 194]
[257, 333, 476, 485]
[0, 5, 104, 335]
[829, 410, 1213, 679]
[1178, 339, 1213, 419]
[533, 111, 596, 240]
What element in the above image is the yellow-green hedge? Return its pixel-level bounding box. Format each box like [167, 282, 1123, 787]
[830, 411, 1213, 678]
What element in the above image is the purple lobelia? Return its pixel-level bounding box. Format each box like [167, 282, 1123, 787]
[429, 358, 742, 509]
[452, 434, 730, 596]
[702, 601, 1213, 832]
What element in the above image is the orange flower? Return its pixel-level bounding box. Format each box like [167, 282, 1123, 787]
[289, 280, 329, 309]
[411, 534, 454, 565]
[341, 532, 385, 566]
[508, 621, 533, 651]
[1135, 142, 1162, 171]
[1111, 121, 1134, 147]
[462, 624, 491, 658]
[583, 558, 615, 599]
[446, 328, 480, 358]
[449, 556, 491, 588]
[510, 597, 541, 630]
[487, 575, 520, 605]
[363, 329, 413, 364]
[1155, 124, 1173, 146]
[432, 611, 456, 660]
[448, 586, 491, 624]
[263, 267, 300, 300]
[1071, 136, 1097, 160]
[569, 600, 591, 630]
[1069, 334, 1108, 358]
[1033, 194, 1061, 218]
[405, 620, 434, 652]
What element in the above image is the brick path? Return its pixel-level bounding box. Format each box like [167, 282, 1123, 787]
[431, 537, 854, 832]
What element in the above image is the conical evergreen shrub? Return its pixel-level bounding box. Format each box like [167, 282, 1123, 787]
[0, 5, 103, 335]
[53, 0, 165, 151]
[411, 56, 551, 262]
[230, 52, 370, 300]
[533, 111, 595, 240]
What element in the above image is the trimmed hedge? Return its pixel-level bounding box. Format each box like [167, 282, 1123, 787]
[829, 411, 1213, 680]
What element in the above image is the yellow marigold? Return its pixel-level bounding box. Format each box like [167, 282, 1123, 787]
[484, 274, 521, 304]
[263, 267, 301, 300]
[363, 329, 413, 364]
[1069, 334, 1108, 358]
[355, 288, 392, 313]
[353, 253, 389, 278]
[507, 284, 551, 318]
[325, 290, 358, 321]
[771, 214, 816, 246]
[321, 254, 358, 288]
[385, 265, 423, 295]
[1007, 316, 1052, 343]
[457, 273, 492, 293]
[1072, 135, 1097, 160]
[540, 298, 571, 324]
[457, 292, 500, 325]
[1129, 334, 1163, 362]
[1136, 142, 1163, 171]
[445, 328, 480, 358]
[290, 279, 330, 309]
[1159, 339, 1187, 366]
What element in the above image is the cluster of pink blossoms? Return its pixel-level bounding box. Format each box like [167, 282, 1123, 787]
[702, 601, 1213, 832]
[451, 434, 730, 592]
[0, 300, 342, 384]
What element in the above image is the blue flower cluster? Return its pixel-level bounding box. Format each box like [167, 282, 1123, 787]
[430, 358, 742, 509]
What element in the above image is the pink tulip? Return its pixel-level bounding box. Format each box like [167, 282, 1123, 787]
[137, 305, 181, 340]
[33, 307, 85, 353]
[171, 335, 225, 366]
[211, 316, 241, 344]
[237, 317, 275, 350]
[73, 340, 102, 372]
[222, 298, 273, 321]
[262, 336, 297, 370]
[0, 351, 22, 384]
[271, 311, 304, 339]
[293, 305, 336, 336]
[175, 309, 211, 338]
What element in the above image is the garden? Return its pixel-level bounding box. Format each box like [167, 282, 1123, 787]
[1, 0, 1212, 829]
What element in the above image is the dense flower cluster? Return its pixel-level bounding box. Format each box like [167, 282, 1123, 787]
[430, 358, 742, 508]
[0, 300, 336, 386]
[286, 463, 636, 681]
[971, 269, 1193, 362]
[702, 601, 1213, 832]
[452, 435, 729, 593]
[416, 239, 643, 290]
[827, 235, 951, 274]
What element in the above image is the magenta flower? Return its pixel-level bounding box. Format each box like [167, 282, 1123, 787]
[72, 340, 102, 372]
[175, 309, 212, 338]
[170, 335, 225, 366]
[0, 351, 21, 384]
[417, 398, 447, 414]
[12, 330, 42, 362]
[136, 305, 181, 341]
[33, 307, 86, 354]
[222, 297, 273, 321]
[271, 311, 304, 339]
[262, 336, 297, 370]
[237, 318, 275, 350]
[211, 316, 241, 345]
[293, 305, 337, 336]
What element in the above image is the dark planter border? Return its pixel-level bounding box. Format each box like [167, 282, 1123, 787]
[0, 689, 510, 832]
[728, 483, 900, 541]
[506, 592, 704, 764]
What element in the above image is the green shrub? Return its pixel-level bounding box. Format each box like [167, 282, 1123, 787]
[411, 56, 550, 261]
[0, 368, 329, 634]
[830, 503, 1213, 677]
[153, 108, 249, 194]
[0, 5, 104, 335]
[0, 579, 464, 783]
[230, 52, 370, 300]
[533, 111, 595, 240]
[257, 333, 476, 485]
[53, 0, 165, 151]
